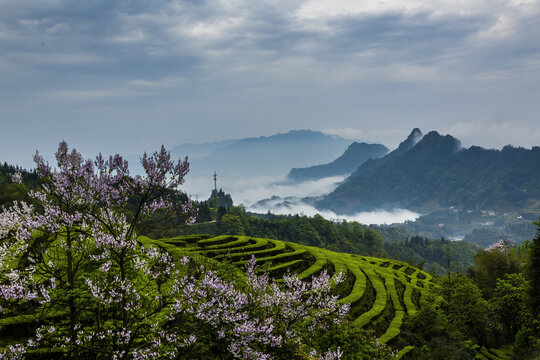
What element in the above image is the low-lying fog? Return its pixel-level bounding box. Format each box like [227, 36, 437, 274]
[183, 174, 420, 225]
[250, 200, 420, 225]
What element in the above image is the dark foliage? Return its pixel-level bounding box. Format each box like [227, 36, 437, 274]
[0, 162, 40, 207]
[528, 221, 540, 326]
[208, 188, 233, 209]
[318, 130, 540, 214]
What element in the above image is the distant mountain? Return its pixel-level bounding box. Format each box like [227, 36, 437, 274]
[317, 129, 540, 214]
[171, 139, 238, 160]
[250, 195, 300, 212]
[172, 130, 352, 196]
[287, 141, 389, 181]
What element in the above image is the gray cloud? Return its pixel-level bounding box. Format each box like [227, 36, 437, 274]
[1, 0, 540, 166]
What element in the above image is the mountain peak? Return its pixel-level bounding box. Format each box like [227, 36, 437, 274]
[406, 128, 423, 144]
[347, 141, 373, 149]
[411, 131, 462, 157]
[239, 129, 336, 145]
[318, 129, 540, 214]
[394, 128, 423, 154]
[420, 131, 460, 146]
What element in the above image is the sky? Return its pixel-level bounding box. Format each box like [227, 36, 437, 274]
[1, 0, 540, 168]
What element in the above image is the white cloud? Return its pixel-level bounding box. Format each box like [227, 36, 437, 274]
[108, 30, 147, 43]
[8, 52, 105, 65]
[322, 127, 365, 140]
[129, 76, 186, 88]
[445, 119, 540, 149]
[1, 0, 540, 165]
[384, 63, 452, 83]
[186, 17, 244, 40]
[18, 18, 45, 29]
[295, 0, 518, 21]
[45, 89, 138, 99]
[46, 22, 70, 35]
[249, 199, 420, 224]
[183, 174, 346, 206]
[183, 170, 420, 224]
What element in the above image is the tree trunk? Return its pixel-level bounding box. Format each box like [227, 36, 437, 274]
[66, 228, 77, 358]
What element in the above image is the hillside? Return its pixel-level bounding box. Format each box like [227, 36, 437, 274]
[350, 128, 423, 179]
[185, 209, 480, 273]
[146, 234, 434, 352]
[317, 130, 540, 214]
[140, 234, 517, 360]
[0, 232, 433, 357]
[0, 230, 527, 359]
[287, 141, 389, 181]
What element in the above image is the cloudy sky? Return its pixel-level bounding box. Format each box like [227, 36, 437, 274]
[1, 0, 540, 167]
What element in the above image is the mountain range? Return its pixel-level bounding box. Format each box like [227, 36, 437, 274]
[287, 141, 388, 181]
[316, 129, 540, 214]
[171, 130, 352, 186]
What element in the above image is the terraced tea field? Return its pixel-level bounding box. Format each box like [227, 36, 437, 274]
[0, 234, 514, 359]
[148, 235, 516, 360]
[475, 345, 513, 360]
[146, 234, 435, 354]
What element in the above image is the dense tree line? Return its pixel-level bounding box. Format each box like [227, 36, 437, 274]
[208, 189, 233, 209]
[188, 207, 480, 273]
[0, 163, 40, 207]
[398, 232, 540, 359]
[375, 208, 538, 247]
[385, 235, 479, 273]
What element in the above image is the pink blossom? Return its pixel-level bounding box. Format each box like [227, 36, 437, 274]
[10, 171, 22, 184]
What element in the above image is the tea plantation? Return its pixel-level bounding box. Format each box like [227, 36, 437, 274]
[144, 234, 515, 360]
[145, 235, 431, 355]
[0, 233, 519, 359]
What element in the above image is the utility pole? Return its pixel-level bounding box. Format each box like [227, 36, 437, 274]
[213, 171, 217, 192]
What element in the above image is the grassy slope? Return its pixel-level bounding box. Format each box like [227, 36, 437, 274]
[148, 235, 514, 360]
[141, 235, 511, 360]
[146, 234, 434, 354]
[0, 234, 512, 360]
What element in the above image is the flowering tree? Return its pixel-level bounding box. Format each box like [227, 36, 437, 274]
[0, 142, 193, 358]
[0, 143, 349, 360]
[167, 256, 349, 359]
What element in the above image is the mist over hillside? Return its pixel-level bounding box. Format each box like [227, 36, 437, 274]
[176, 130, 351, 198]
[175, 130, 350, 178]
